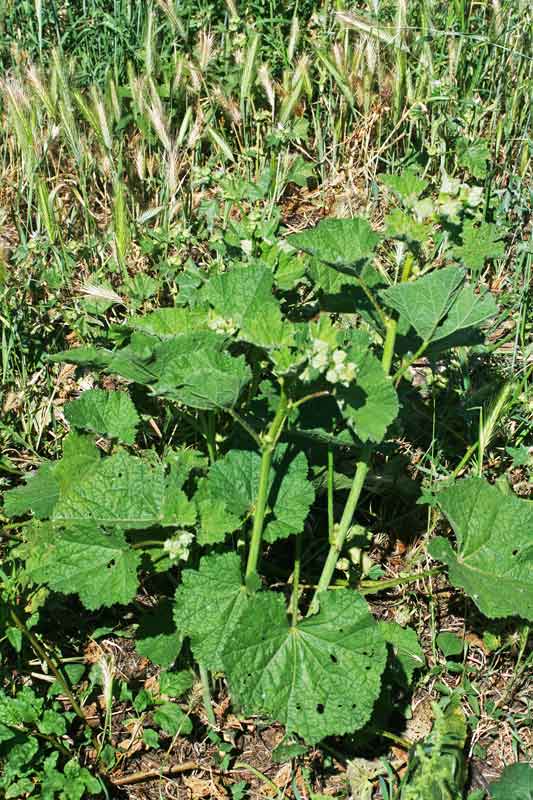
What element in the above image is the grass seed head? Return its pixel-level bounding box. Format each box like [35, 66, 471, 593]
[196, 31, 217, 72]
[258, 63, 276, 112]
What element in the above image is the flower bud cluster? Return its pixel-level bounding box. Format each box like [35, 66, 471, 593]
[306, 338, 357, 387]
[208, 316, 238, 335]
[163, 530, 194, 562]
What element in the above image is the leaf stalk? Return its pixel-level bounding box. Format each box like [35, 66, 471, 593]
[245, 383, 289, 585]
[308, 446, 371, 614]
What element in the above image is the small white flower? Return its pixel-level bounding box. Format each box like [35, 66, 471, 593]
[311, 350, 329, 370]
[208, 316, 237, 335]
[413, 197, 434, 221]
[310, 338, 330, 369]
[440, 173, 461, 196]
[466, 186, 484, 207]
[325, 349, 357, 387]
[439, 197, 462, 219]
[308, 339, 357, 387]
[240, 239, 253, 256]
[163, 531, 194, 562]
[336, 557, 350, 572]
[338, 361, 357, 386]
[332, 349, 347, 366]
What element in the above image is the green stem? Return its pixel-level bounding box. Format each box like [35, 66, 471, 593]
[131, 539, 167, 549]
[34, 730, 72, 758]
[203, 412, 217, 463]
[327, 447, 334, 545]
[360, 566, 443, 594]
[355, 274, 388, 327]
[400, 251, 414, 283]
[385, 251, 417, 379]
[307, 254, 411, 613]
[9, 607, 86, 724]
[290, 533, 302, 627]
[308, 446, 371, 615]
[393, 336, 433, 386]
[370, 728, 412, 749]
[227, 408, 262, 447]
[382, 317, 398, 376]
[233, 762, 287, 797]
[450, 380, 516, 479]
[289, 390, 330, 410]
[245, 384, 289, 586]
[199, 663, 216, 728]
[382, 251, 415, 376]
[450, 440, 478, 480]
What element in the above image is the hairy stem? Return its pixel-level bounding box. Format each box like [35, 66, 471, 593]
[9, 607, 86, 724]
[355, 274, 388, 326]
[360, 566, 443, 594]
[201, 411, 217, 464]
[308, 446, 372, 614]
[199, 663, 216, 727]
[227, 408, 262, 447]
[382, 317, 398, 376]
[289, 389, 330, 410]
[308, 253, 408, 614]
[245, 383, 289, 585]
[290, 533, 302, 627]
[327, 447, 335, 545]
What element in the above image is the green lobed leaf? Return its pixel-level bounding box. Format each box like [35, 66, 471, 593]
[136, 599, 183, 667]
[380, 170, 428, 204]
[399, 702, 467, 800]
[174, 553, 250, 671]
[429, 478, 533, 620]
[204, 262, 286, 348]
[263, 448, 315, 543]
[384, 208, 433, 243]
[452, 219, 505, 273]
[489, 763, 533, 800]
[287, 218, 380, 268]
[308, 260, 386, 326]
[198, 445, 315, 544]
[0, 737, 39, 787]
[38, 710, 67, 737]
[106, 332, 159, 384]
[0, 687, 43, 727]
[337, 332, 399, 443]
[48, 346, 112, 369]
[40, 754, 102, 799]
[129, 307, 207, 338]
[195, 477, 242, 545]
[429, 283, 497, 349]
[153, 703, 192, 736]
[52, 451, 196, 529]
[151, 332, 252, 409]
[3, 433, 100, 520]
[436, 631, 464, 658]
[24, 523, 140, 609]
[143, 729, 159, 749]
[457, 138, 490, 179]
[271, 248, 307, 290]
[159, 671, 194, 699]
[50, 331, 251, 411]
[164, 447, 208, 479]
[3, 463, 60, 520]
[0, 723, 15, 743]
[378, 622, 425, 687]
[222, 589, 387, 744]
[64, 389, 140, 444]
[380, 267, 465, 342]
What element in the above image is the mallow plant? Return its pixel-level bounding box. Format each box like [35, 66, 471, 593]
[4, 171, 532, 749]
